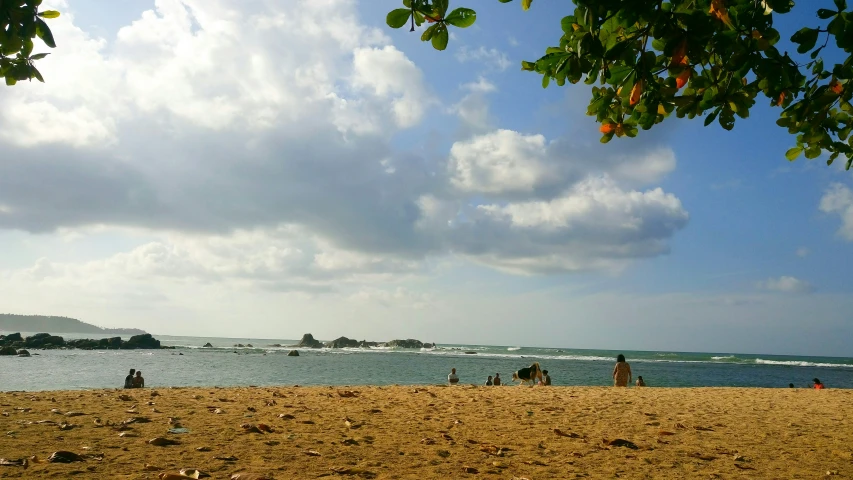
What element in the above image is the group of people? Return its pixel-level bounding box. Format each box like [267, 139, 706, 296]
[447, 354, 644, 387]
[123, 368, 145, 389]
[789, 378, 826, 389]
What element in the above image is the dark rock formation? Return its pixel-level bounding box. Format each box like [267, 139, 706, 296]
[287, 350, 300, 356]
[17, 349, 30, 357]
[385, 339, 424, 349]
[24, 333, 66, 349]
[123, 334, 161, 349]
[326, 336, 360, 348]
[0, 346, 18, 355]
[294, 333, 323, 348]
[234, 344, 245, 347]
[423, 343, 436, 348]
[268, 344, 282, 347]
[246, 344, 254, 348]
[0, 331, 166, 351]
[203, 343, 213, 348]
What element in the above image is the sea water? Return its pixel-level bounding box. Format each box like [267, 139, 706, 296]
[2, 333, 851, 391]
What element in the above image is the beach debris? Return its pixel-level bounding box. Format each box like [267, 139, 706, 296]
[212, 408, 224, 414]
[300, 420, 315, 424]
[257, 423, 273, 433]
[118, 394, 134, 401]
[48, 451, 85, 463]
[58, 422, 76, 431]
[214, 455, 238, 461]
[462, 466, 479, 474]
[689, 453, 717, 461]
[168, 417, 180, 425]
[605, 439, 639, 450]
[13, 407, 31, 412]
[420, 438, 436, 445]
[123, 416, 152, 425]
[733, 454, 746, 461]
[158, 474, 197, 480]
[329, 466, 376, 478]
[168, 428, 191, 434]
[180, 468, 211, 478]
[195, 446, 212, 452]
[143, 464, 162, 471]
[119, 432, 139, 437]
[674, 423, 686, 429]
[554, 428, 581, 438]
[658, 430, 676, 436]
[491, 461, 507, 469]
[265, 400, 277, 406]
[693, 426, 714, 432]
[827, 471, 840, 476]
[278, 414, 295, 420]
[342, 439, 359, 446]
[241, 423, 263, 434]
[50, 408, 62, 414]
[304, 449, 322, 457]
[149, 437, 181, 446]
[734, 464, 755, 470]
[246, 407, 256, 412]
[479, 444, 505, 456]
[522, 460, 547, 466]
[338, 390, 360, 398]
[0, 458, 27, 468]
[442, 433, 453, 441]
[437, 450, 451, 458]
[150, 391, 160, 397]
[230, 474, 273, 480]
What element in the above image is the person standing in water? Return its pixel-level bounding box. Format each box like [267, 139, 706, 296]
[484, 375, 493, 386]
[133, 371, 145, 388]
[124, 369, 136, 389]
[541, 370, 552, 386]
[493, 373, 502, 386]
[636, 376, 646, 387]
[613, 354, 632, 387]
[448, 368, 459, 385]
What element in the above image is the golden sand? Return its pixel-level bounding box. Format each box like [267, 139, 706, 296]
[0, 386, 851, 479]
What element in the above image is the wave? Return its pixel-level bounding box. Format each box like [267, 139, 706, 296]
[507, 347, 521, 351]
[754, 359, 853, 368]
[711, 355, 737, 360]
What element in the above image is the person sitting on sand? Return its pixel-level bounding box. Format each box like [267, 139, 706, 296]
[613, 354, 632, 387]
[448, 368, 459, 385]
[133, 371, 145, 388]
[493, 373, 501, 386]
[542, 370, 552, 386]
[124, 368, 136, 389]
[485, 375, 493, 386]
[636, 376, 646, 387]
[813, 378, 825, 389]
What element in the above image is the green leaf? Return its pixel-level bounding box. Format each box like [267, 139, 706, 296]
[785, 146, 803, 161]
[817, 9, 837, 19]
[522, 0, 532, 10]
[434, 0, 449, 17]
[445, 8, 476, 28]
[5, 76, 16, 86]
[35, 18, 56, 48]
[791, 27, 819, 54]
[29, 53, 49, 60]
[542, 75, 550, 88]
[31, 65, 44, 82]
[386, 9, 411, 29]
[835, 0, 847, 10]
[37, 10, 60, 19]
[421, 24, 437, 41]
[431, 25, 448, 50]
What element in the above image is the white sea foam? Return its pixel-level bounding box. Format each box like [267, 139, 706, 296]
[507, 347, 521, 351]
[754, 359, 853, 368]
[711, 355, 737, 360]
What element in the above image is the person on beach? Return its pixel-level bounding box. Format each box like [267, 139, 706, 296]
[448, 368, 459, 385]
[789, 383, 795, 388]
[133, 371, 145, 388]
[493, 373, 501, 386]
[124, 369, 136, 389]
[485, 375, 493, 386]
[636, 376, 646, 387]
[542, 370, 552, 386]
[613, 354, 632, 387]
[813, 378, 825, 389]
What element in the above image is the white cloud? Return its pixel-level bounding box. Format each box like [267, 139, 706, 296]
[454, 46, 511, 71]
[819, 183, 853, 241]
[796, 247, 810, 258]
[757, 276, 814, 294]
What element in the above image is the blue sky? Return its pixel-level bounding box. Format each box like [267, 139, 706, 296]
[0, 0, 851, 356]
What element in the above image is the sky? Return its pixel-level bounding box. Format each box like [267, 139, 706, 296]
[0, 0, 852, 356]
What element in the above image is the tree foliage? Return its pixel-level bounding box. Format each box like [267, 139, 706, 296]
[387, 0, 853, 170]
[1, 0, 59, 85]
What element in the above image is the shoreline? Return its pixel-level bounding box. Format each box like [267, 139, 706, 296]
[0, 386, 850, 479]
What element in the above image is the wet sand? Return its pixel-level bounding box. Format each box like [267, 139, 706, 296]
[0, 386, 850, 479]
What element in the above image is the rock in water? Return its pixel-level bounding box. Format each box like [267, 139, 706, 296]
[16, 350, 31, 357]
[202, 343, 213, 348]
[287, 350, 300, 357]
[294, 333, 323, 348]
[124, 334, 161, 349]
[24, 333, 66, 349]
[0, 347, 19, 356]
[325, 336, 360, 348]
[385, 339, 425, 349]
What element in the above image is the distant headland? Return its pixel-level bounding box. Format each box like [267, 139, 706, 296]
[0, 314, 146, 336]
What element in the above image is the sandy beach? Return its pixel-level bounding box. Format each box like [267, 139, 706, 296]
[0, 385, 850, 479]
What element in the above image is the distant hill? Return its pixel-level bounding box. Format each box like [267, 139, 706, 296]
[0, 314, 146, 336]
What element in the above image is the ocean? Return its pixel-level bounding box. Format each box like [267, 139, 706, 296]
[2, 332, 852, 391]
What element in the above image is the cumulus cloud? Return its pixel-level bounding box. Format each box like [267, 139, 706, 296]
[819, 183, 853, 241]
[0, 0, 690, 292]
[454, 46, 511, 71]
[757, 276, 814, 294]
